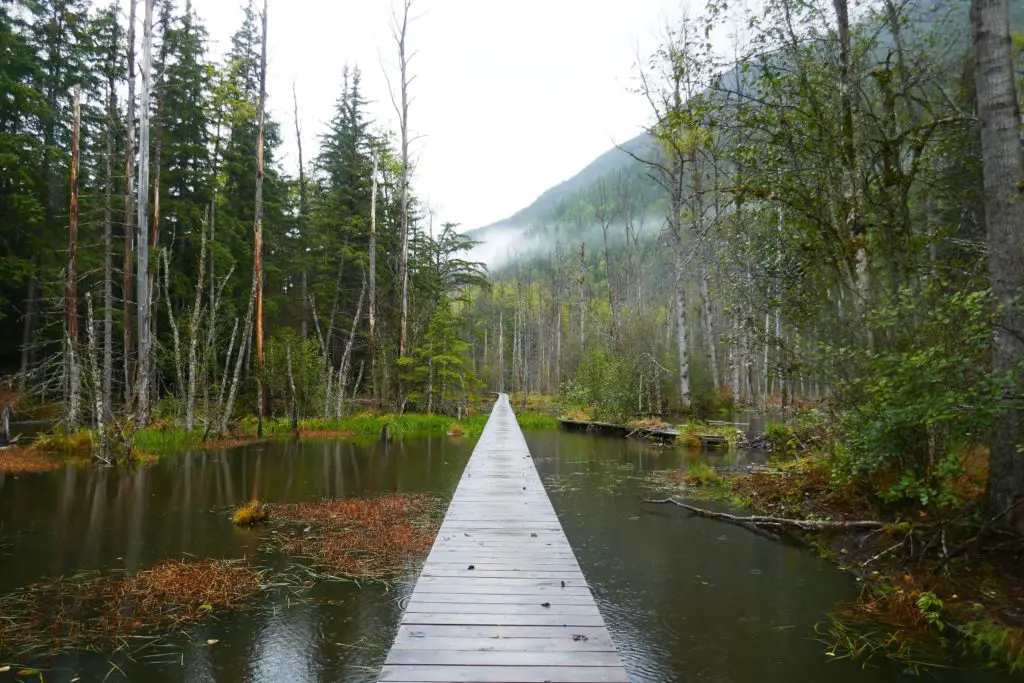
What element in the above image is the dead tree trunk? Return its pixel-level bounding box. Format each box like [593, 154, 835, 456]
[392, 0, 413, 358]
[86, 294, 108, 462]
[220, 283, 255, 435]
[19, 259, 37, 389]
[184, 217, 208, 431]
[66, 88, 82, 430]
[123, 0, 137, 408]
[336, 274, 367, 418]
[368, 155, 378, 388]
[253, 0, 268, 437]
[286, 342, 298, 430]
[135, 0, 155, 424]
[292, 83, 309, 341]
[161, 249, 183, 406]
[102, 70, 116, 420]
[673, 251, 691, 409]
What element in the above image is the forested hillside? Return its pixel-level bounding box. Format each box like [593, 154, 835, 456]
[463, 0, 1024, 511]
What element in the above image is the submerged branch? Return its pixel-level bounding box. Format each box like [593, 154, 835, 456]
[641, 498, 885, 532]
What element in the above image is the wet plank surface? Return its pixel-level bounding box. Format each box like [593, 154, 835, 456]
[379, 394, 628, 683]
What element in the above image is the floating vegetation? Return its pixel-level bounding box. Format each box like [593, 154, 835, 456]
[264, 494, 442, 582]
[815, 586, 952, 673]
[232, 500, 269, 526]
[0, 559, 262, 661]
[961, 617, 1024, 673]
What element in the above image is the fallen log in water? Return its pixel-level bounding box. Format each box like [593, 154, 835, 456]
[641, 498, 885, 533]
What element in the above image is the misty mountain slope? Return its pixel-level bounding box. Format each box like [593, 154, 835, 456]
[463, 132, 660, 267]
[465, 0, 1023, 272]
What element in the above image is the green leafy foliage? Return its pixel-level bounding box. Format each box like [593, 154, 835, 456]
[837, 286, 1004, 507]
[558, 347, 639, 423]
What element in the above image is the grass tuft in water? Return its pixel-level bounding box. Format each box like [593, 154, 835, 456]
[231, 500, 268, 526]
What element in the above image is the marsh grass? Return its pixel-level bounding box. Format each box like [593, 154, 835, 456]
[232, 500, 268, 526]
[961, 618, 1024, 672]
[263, 494, 443, 581]
[0, 559, 261, 661]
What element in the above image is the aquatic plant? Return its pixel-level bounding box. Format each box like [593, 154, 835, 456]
[0, 559, 261, 661]
[961, 618, 1024, 672]
[264, 494, 443, 581]
[0, 446, 60, 474]
[683, 460, 723, 487]
[231, 500, 268, 526]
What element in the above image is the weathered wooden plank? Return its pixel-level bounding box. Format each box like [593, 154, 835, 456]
[421, 571, 584, 580]
[403, 592, 596, 605]
[389, 635, 616, 652]
[400, 613, 608, 627]
[384, 650, 623, 667]
[412, 585, 592, 596]
[379, 665, 630, 682]
[396, 625, 609, 640]
[378, 394, 625, 682]
[404, 602, 601, 616]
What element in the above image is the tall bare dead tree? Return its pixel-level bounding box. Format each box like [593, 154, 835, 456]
[293, 82, 309, 341]
[253, 0, 269, 437]
[123, 0, 137, 406]
[66, 88, 82, 430]
[368, 155, 378, 357]
[387, 0, 414, 358]
[135, 0, 155, 424]
[972, 0, 1024, 520]
[102, 44, 116, 421]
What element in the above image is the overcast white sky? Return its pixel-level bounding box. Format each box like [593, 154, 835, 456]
[148, 0, 687, 231]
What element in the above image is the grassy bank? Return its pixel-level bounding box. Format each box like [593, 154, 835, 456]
[6, 409, 560, 466]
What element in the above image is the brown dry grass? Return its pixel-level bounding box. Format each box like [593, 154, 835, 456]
[0, 446, 60, 474]
[267, 494, 442, 581]
[296, 428, 356, 440]
[627, 417, 671, 430]
[0, 559, 260, 661]
[562, 408, 591, 421]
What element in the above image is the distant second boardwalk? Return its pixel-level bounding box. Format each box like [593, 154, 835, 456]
[378, 393, 629, 683]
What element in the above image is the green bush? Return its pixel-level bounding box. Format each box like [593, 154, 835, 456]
[557, 347, 638, 422]
[836, 286, 1005, 508]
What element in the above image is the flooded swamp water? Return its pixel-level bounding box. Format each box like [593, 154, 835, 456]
[0, 430, 1015, 682]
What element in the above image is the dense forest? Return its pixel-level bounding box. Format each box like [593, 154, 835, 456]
[0, 0, 1022, 515]
[0, 0, 487, 447]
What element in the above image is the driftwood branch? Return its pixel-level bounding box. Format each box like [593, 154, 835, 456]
[641, 498, 885, 532]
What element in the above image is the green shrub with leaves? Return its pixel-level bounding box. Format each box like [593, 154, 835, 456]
[558, 347, 639, 422]
[836, 286, 1005, 507]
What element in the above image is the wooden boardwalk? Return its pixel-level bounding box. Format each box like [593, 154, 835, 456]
[379, 394, 629, 683]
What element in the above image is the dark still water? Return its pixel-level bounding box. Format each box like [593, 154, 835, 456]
[0, 430, 1013, 682]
